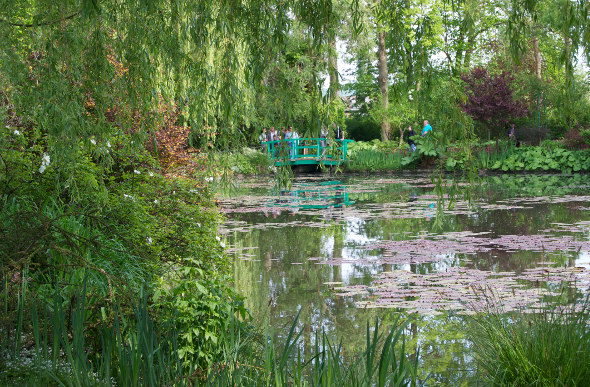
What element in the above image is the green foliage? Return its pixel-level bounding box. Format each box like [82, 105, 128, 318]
[345, 133, 447, 171]
[319, 97, 348, 133]
[346, 140, 407, 171]
[371, 96, 418, 144]
[413, 133, 443, 158]
[154, 267, 247, 367]
[539, 139, 566, 150]
[469, 293, 590, 386]
[1, 273, 418, 386]
[208, 314, 418, 386]
[347, 136, 590, 173]
[348, 139, 401, 154]
[443, 140, 510, 171]
[345, 116, 381, 142]
[1, 118, 237, 371]
[214, 148, 273, 175]
[488, 146, 590, 172]
[345, 149, 407, 172]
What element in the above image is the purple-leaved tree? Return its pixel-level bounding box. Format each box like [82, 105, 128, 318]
[461, 67, 528, 140]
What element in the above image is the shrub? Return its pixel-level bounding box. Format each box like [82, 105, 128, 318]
[345, 116, 381, 142]
[563, 127, 588, 149]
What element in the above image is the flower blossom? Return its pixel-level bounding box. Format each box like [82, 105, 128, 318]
[39, 153, 50, 173]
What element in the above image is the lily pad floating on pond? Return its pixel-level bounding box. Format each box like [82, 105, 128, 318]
[334, 266, 590, 314]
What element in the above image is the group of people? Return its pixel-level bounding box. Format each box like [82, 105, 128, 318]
[259, 126, 300, 144]
[258, 124, 343, 144]
[259, 126, 301, 158]
[406, 120, 433, 152]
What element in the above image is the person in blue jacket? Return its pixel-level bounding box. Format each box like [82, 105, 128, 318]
[421, 120, 432, 137]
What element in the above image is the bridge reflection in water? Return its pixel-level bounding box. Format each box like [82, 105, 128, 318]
[265, 180, 355, 218]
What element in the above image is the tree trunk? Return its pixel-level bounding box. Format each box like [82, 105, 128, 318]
[377, 31, 390, 140]
[532, 30, 543, 129]
[328, 37, 339, 100]
[564, 35, 573, 129]
[532, 36, 542, 80]
[454, 29, 465, 75]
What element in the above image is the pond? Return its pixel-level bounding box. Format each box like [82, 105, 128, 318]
[219, 173, 590, 385]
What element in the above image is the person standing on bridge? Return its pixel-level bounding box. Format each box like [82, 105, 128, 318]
[259, 128, 268, 151]
[320, 127, 328, 148]
[290, 126, 299, 159]
[332, 122, 344, 140]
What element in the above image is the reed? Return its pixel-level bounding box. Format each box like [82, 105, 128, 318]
[206, 312, 418, 386]
[469, 293, 590, 386]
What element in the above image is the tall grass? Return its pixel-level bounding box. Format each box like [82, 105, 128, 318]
[346, 149, 407, 171]
[207, 312, 418, 386]
[469, 293, 590, 386]
[1, 274, 419, 386]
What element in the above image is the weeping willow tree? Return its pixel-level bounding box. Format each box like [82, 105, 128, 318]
[0, 0, 362, 172]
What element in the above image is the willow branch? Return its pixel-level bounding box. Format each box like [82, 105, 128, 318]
[1, 10, 81, 28]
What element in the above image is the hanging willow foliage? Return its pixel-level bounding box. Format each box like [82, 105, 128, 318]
[507, 0, 590, 64]
[0, 0, 362, 171]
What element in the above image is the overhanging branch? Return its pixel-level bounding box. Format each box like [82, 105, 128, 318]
[0, 10, 81, 28]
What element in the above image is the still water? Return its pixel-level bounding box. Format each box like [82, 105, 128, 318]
[219, 173, 590, 385]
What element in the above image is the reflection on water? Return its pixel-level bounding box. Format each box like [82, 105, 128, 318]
[263, 181, 354, 219]
[220, 174, 590, 384]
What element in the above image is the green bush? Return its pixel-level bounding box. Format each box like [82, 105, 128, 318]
[345, 140, 412, 171]
[1, 123, 239, 375]
[489, 146, 590, 172]
[345, 116, 381, 142]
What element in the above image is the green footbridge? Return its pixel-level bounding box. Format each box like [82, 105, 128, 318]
[263, 138, 354, 166]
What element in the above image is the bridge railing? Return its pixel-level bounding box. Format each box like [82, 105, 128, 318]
[262, 138, 353, 163]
